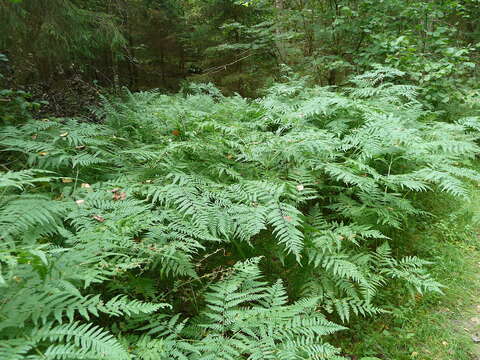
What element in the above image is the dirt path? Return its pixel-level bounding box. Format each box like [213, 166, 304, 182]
[457, 193, 480, 359]
[455, 274, 480, 359]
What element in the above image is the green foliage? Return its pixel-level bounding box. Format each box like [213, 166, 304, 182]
[2, 0, 480, 103]
[0, 88, 44, 126]
[1, 1, 125, 65]
[129, 258, 346, 359]
[1, 69, 479, 359]
[340, 181, 480, 359]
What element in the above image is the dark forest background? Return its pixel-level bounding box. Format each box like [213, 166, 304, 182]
[2, 0, 480, 115]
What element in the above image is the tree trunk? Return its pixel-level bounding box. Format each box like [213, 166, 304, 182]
[275, 0, 287, 64]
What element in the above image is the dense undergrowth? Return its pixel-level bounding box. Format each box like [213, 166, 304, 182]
[1, 67, 480, 359]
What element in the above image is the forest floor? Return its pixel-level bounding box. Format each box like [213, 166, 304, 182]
[451, 260, 480, 359]
[340, 182, 480, 360]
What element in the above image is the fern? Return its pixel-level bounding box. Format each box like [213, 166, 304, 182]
[33, 322, 130, 360]
[1, 68, 478, 359]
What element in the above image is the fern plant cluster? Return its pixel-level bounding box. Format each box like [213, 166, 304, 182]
[1, 68, 480, 359]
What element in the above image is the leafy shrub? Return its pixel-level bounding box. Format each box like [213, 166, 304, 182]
[1, 68, 479, 359]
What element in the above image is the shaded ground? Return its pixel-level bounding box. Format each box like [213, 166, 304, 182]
[339, 186, 480, 360]
[452, 271, 480, 360]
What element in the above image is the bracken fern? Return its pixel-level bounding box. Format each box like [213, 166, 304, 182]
[1, 68, 479, 359]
